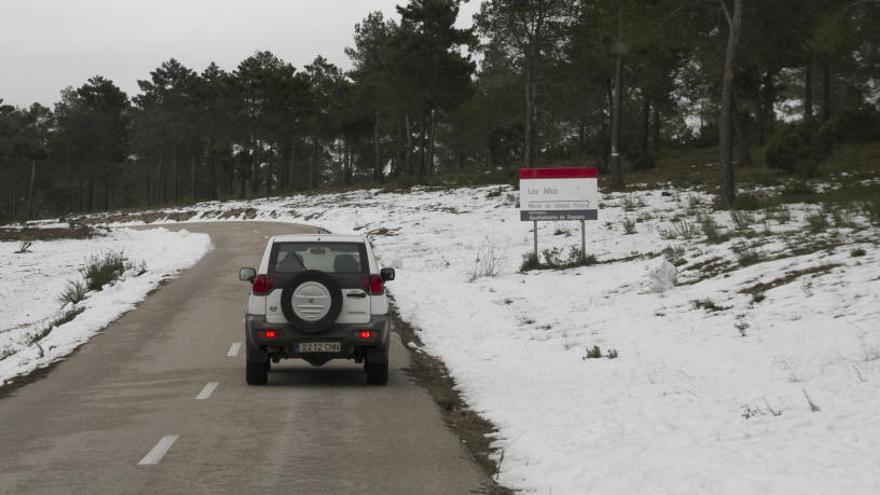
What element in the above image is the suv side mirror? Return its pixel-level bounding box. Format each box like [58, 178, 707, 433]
[380, 268, 396, 282]
[239, 267, 257, 282]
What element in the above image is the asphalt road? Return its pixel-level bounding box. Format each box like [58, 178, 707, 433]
[0, 222, 491, 494]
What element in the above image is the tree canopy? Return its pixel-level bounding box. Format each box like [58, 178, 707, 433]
[2, 0, 879, 221]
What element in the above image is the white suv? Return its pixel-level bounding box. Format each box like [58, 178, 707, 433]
[239, 234, 395, 385]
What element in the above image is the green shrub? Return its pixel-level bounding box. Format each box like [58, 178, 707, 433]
[82, 252, 128, 291]
[863, 201, 880, 226]
[698, 214, 723, 242]
[660, 219, 697, 240]
[851, 248, 867, 258]
[766, 121, 834, 176]
[565, 247, 597, 267]
[58, 280, 88, 306]
[584, 346, 602, 359]
[805, 212, 830, 234]
[832, 107, 880, 143]
[622, 194, 647, 211]
[662, 245, 687, 266]
[692, 298, 732, 312]
[519, 251, 541, 272]
[765, 205, 792, 224]
[50, 306, 85, 328]
[782, 180, 815, 196]
[622, 217, 637, 235]
[731, 193, 763, 211]
[730, 210, 756, 232]
[633, 152, 656, 170]
[542, 247, 563, 266]
[731, 242, 764, 266]
[831, 207, 858, 229]
[520, 246, 596, 272]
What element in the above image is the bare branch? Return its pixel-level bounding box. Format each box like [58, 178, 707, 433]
[719, 0, 732, 26]
[839, 0, 880, 13]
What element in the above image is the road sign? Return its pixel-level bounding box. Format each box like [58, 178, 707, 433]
[519, 167, 599, 222]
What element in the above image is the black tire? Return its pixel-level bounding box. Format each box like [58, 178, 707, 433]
[246, 364, 268, 386]
[280, 270, 343, 333]
[365, 361, 389, 386]
[246, 342, 269, 386]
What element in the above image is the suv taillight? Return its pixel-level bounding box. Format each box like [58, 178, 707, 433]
[364, 274, 384, 295]
[252, 275, 273, 295]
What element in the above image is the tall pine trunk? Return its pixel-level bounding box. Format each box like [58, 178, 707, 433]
[405, 113, 413, 177]
[190, 155, 196, 201]
[732, 95, 752, 166]
[804, 60, 814, 121]
[524, 61, 534, 168]
[373, 111, 382, 182]
[427, 109, 437, 177]
[652, 105, 661, 153]
[26, 160, 36, 220]
[640, 93, 650, 158]
[603, 79, 613, 173]
[157, 152, 165, 204]
[209, 141, 218, 200]
[172, 141, 179, 203]
[251, 139, 259, 197]
[289, 139, 297, 191]
[10, 178, 16, 220]
[719, 0, 743, 206]
[265, 147, 272, 196]
[67, 146, 74, 213]
[311, 136, 319, 190]
[610, 55, 624, 189]
[415, 114, 426, 184]
[821, 61, 832, 121]
[758, 70, 776, 146]
[755, 91, 765, 146]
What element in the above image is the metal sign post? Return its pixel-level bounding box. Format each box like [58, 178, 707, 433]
[534, 220, 539, 257]
[580, 219, 586, 255]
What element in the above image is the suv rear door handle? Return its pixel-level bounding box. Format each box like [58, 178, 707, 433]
[347, 292, 367, 298]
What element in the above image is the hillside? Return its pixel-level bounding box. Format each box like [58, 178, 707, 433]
[4, 166, 877, 492]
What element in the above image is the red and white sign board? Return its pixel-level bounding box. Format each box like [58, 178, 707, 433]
[519, 167, 599, 221]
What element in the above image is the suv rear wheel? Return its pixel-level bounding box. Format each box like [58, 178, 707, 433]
[246, 345, 269, 386]
[365, 360, 389, 385]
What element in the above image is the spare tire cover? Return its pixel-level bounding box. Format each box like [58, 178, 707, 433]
[280, 270, 343, 333]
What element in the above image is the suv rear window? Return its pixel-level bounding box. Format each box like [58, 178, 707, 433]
[270, 242, 367, 274]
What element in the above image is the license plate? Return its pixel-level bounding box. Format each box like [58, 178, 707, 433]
[298, 342, 341, 353]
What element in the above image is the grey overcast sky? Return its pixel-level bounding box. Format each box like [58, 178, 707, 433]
[0, 0, 480, 108]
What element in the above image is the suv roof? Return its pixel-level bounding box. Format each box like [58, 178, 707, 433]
[270, 234, 365, 244]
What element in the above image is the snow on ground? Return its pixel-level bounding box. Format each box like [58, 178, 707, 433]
[30, 184, 880, 493]
[0, 228, 212, 386]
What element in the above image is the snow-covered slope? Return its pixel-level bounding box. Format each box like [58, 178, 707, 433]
[29, 185, 880, 493]
[0, 228, 212, 387]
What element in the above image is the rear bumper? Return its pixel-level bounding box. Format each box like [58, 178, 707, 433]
[245, 314, 390, 361]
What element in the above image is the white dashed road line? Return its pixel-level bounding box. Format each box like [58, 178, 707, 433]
[138, 435, 179, 465]
[195, 382, 219, 400]
[227, 342, 241, 357]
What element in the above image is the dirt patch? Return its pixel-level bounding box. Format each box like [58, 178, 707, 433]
[303, 212, 324, 222]
[0, 224, 97, 242]
[219, 208, 258, 220]
[740, 263, 841, 303]
[367, 227, 401, 237]
[75, 210, 199, 225]
[391, 302, 513, 495]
